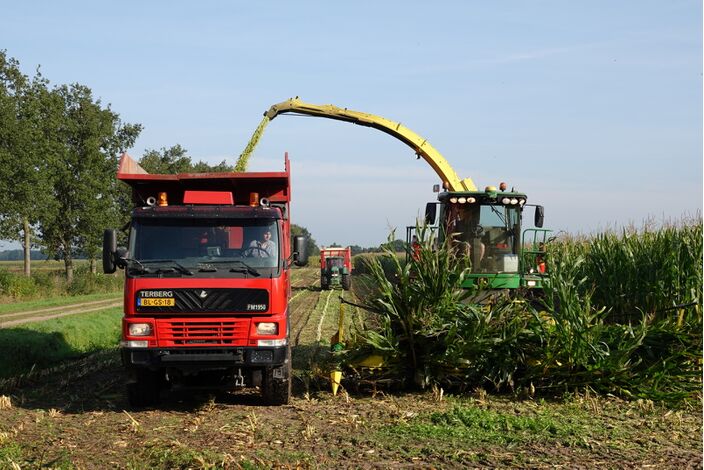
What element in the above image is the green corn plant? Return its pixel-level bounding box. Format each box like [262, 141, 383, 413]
[343, 226, 473, 386]
[343, 220, 701, 404]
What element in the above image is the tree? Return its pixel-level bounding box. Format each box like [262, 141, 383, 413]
[349, 245, 366, 256]
[290, 224, 319, 257]
[0, 51, 53, 277]
[39, 83, 141, 282]
[139, 145, 233, 174]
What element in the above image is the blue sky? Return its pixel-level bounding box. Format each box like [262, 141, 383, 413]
[1, 1, 701, 247]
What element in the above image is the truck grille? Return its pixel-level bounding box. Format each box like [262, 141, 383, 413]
[156, 318, 249, 346]
[136, 288, 269, 314]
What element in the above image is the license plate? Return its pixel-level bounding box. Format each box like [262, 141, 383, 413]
[139, 298, 175, 307]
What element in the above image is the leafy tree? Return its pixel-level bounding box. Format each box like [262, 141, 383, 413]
[40, 83, 141, 281]
[139, 145, 233, 174]
[349, 245, 367, 256]
[0, 51, 52, 276]
[122, 144, 235, 227]
[291, 224, 319, 257]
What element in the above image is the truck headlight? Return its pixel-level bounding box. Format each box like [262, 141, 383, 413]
[256, 322, 278, 335]
[128, 323, 152, 336]
[120, 340, 149, 348]
[258, 339, 287, 347]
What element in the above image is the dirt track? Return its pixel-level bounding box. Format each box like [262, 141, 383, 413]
[0, 298, 122, 328]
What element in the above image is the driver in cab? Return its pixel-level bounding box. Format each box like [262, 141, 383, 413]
[248, 229, 276, 257]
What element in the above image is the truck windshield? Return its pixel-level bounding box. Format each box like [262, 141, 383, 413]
[128, 218, 280, 276]
[444, 204, 520, 273]
[326, 258, 344, 269]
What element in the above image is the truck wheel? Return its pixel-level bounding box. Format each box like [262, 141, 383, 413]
[127, 369, 161, 408]
[342, 274, 351, 291]
[262, 346, 291, 405]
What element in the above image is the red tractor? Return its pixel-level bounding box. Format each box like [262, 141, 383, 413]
[319, 247, 352, 290]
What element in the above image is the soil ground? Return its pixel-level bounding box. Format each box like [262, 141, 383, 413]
[0, 266, 701, 469]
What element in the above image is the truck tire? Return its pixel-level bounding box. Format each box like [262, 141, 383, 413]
[342, 274, 351, 291]
[262, 346, 291, 405]
[127, 369, 161, 408]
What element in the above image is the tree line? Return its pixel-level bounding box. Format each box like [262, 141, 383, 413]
[0, 51, 400, 282]
[0, 51, 235, 282]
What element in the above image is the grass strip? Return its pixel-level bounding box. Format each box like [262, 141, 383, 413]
[0, 307, 122, 378]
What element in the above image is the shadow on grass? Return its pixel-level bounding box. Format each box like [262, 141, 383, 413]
[0, 327, 82, 380]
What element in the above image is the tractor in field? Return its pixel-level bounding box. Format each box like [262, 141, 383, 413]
[320, 247, 352, 290]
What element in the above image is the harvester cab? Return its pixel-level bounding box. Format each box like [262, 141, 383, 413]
[320, 247, 352, 290]
[419, 182, 552, 291]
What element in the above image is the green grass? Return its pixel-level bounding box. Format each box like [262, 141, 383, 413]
[376, 401, 589, 451]
[0, 265, 123, 300]
[0, 442, 24, 468]
[0, 292, 121, 315]
[373, 396, 628, 461]
[0, 307, 122, 378]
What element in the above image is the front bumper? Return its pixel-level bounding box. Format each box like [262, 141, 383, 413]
[121, 345, 288, 370]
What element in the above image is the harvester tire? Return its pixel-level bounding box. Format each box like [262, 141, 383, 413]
[342, 274, 351, 291]
[262, 346, 291, 405]
[127, 369, 161, 408]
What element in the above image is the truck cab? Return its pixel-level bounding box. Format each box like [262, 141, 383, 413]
[104, 153, 307, 406]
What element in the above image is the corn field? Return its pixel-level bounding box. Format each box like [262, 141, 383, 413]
[342, 220, 703, 405]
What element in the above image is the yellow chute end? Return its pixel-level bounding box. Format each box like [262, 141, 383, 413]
[330, 370, 343, 395]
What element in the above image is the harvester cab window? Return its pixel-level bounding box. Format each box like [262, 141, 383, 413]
[445, 204, 520, 274]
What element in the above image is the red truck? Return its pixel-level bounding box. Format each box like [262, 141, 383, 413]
[103, 153, 307, 407]
[319, 247, 352, 290]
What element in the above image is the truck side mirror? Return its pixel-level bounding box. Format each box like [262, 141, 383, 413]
[293, 236, 308, 266]
[534, 205, 544, 228]
[425, 203, 437, 225]
[103, 229, 117, 274]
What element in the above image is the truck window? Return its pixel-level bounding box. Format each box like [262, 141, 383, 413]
[129, 218, 280, 275]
